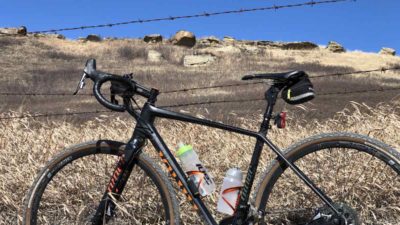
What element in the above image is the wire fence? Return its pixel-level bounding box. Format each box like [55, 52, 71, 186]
[1, 85, 399, 121]
[0, 110, 111, 120]
[2, 0, 398, 121]
[0, 66, 399, 97]
[0, 0, 351, 36]
[1, 65, 399, 120]
[164, 67, 400, 93]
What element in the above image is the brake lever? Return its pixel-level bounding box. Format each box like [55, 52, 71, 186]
[73, 73, 87, 95]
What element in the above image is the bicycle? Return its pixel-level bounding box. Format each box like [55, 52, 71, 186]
[23, 59, 400, 225]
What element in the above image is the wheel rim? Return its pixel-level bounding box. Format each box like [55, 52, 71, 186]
[34, 152, 170, 225]
[257, 141, 400, 225]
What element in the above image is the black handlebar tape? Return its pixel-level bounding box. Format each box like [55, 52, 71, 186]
[93, 75, 135, 112]
[135, 84, 151, 98]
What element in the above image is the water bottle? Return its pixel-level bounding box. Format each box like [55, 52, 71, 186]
[217, 168, 243, 215]
[176, 143, 216, 196]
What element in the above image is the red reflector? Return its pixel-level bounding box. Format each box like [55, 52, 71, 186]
[279, 112, 286, 128]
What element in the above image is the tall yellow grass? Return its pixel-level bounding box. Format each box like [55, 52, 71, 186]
[0, 100, 399, 224]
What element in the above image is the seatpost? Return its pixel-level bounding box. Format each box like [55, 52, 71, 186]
[233, 84, 282, 225]
[260, 85, 281, 134]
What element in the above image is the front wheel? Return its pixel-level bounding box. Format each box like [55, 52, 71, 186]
[255, 133, 400, 225]
[23, 140, 180, 225]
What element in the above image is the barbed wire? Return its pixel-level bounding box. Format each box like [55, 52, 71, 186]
[318, 87, 400, 96]
[310, 67, 400, 78]
[164, 66, 400, 93]
[0, 92, 93, 96]
[1, 86, 399, 121]
[159, 98, 265, 109]
[4, 0, 396, 121]
[161, 87, 400, 108]
[0, 110, 111, 120]
[0, 66, 398, 97]
[22, 0, 349, 34]
[162, 81, 265, 94]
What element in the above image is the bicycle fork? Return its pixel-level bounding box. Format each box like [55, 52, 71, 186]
[91, 138, 145, 225]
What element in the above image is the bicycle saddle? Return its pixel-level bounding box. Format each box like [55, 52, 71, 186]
[242, 70, 306, 82]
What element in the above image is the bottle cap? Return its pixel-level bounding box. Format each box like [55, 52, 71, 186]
[176, 144, 193, 157]
[226, 168, 242, 180]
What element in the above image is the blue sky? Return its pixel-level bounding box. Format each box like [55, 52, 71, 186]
[1, 0, 398, 53]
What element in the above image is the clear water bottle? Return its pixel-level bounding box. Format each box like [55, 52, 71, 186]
[176, 143, 216, 196]
[217, 168, 243, 215]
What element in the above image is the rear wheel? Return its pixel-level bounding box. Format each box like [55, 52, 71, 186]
[23, 140, 180, 225]
[255, 133, 400, 225]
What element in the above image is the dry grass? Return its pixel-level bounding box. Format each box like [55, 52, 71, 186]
[1, 35, 400, 224]
[1, 36, 399, 123]
[0, 100, 399, 224]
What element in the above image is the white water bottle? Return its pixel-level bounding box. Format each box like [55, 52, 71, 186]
[176, 143, 216, 196]
[217, 168, 243, 215]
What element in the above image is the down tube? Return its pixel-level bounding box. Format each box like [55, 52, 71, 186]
[148, 124, 218, 225]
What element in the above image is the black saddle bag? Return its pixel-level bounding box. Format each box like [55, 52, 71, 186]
[281, 75, 315, 105]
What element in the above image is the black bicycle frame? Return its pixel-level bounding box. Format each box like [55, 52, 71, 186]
[103, 85, 340, 225]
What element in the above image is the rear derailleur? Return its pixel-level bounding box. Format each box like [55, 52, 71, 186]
[307, 202, 360, 225]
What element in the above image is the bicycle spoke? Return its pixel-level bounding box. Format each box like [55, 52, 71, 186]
[342, 153, 374, 201]
[34, 152, 169, 225]
[259, 140, 400, 225]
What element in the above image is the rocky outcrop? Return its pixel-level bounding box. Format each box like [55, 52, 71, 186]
[86, 34, 102, 42]
[147, 50, 163, 62]
[379, 47, 396, 56]
[198, 45, 241, 57]
[326, 41, 345, 53]
[171, 30, 196, 47]
[104, 37, 117, 41]
[256, 41, 274, 46]
[257, 41, 318, 50]
[46, 34, 65, 39]
[77, 37, 87, 43]
[223, 36, 236, 43]
[240, 40, 257, 46]
[0, 26, 27, 36]
[198, 36, 220, 46]
[30, 33, 65, 39]
[281, 42, 318, 50]
[183, 54, 216, 67]
[144, 34, 163, 43]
